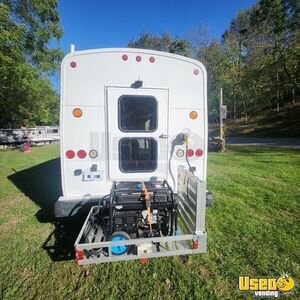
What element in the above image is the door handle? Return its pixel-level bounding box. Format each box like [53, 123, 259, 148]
[159, 133, 169, 139]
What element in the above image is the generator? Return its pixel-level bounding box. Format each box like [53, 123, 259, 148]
[81, 180, 178, 256]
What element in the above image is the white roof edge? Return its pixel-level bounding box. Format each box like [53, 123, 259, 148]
[62, 47, 206, 72]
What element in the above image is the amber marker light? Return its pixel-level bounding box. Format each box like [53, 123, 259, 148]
[73, 108, 82, 118]
[189, 111, 198, 120]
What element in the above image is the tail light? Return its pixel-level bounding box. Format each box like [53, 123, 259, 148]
[66, 150, 75, 159]
[136, 56, 142, 62]
[77, 150, 86, 159]
[196, 149, 203, 157]
[187, 149, 194, 157]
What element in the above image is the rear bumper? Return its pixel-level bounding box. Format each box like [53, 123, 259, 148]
[54, 196, 100, 218]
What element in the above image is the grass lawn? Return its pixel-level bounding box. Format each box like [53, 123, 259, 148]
[0, 144, 299, 299]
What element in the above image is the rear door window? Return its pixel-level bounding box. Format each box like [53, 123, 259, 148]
[119, 95, 157, 132]
[119, 138, 157, 172]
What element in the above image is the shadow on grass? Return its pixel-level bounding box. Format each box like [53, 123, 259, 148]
[8, 158, 84, 261]
[42, 216, 85, 261]
[9, 158, 61, 222]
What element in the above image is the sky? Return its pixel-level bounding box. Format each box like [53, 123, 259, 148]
[53, 0, 257, 89]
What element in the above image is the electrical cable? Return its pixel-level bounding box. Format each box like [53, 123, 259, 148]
[184, 135, 194, 176]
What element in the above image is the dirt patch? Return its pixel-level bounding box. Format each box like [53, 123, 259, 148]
[0, 215, 23, 233]
[0, 197, 23, 212]
[198, 265, 212, 278]
[281, 210, 298, 222]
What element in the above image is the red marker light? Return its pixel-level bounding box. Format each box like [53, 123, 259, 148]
[77, 150, 86, 159]
[136, 56, 142, 62]
[187, 149, 194, 157]
[66, 150, 75, 159]
[76, 250, 84, 260]
[196, 149, 203, 157]
[193, 241, 199, 249]
[140, 258, 148, 264]
[122, 54, 128, 61]
[149, 57, 155, 63]
[70, 61, 77, 68]
[194, 69, 199, 75]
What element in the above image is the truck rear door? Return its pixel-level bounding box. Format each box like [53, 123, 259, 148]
[106, 87, 169, 181]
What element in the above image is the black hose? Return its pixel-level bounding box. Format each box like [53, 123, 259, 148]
[96, 194, 110, 214]
[185, 141, 194, 175]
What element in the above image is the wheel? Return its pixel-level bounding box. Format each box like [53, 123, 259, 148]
[110, 231, 131, 255]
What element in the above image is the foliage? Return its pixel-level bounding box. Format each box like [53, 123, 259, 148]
[219, 0, 300, 122]
[0, 1, 63, 128]
[128, 32, 192, 56]
[129, 0, 300, 125]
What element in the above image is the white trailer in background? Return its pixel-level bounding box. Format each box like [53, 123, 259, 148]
[0, 126, 59, 146]
[55, 48, 210, 264]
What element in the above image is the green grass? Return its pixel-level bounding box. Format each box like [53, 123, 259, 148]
[0, 144, 299, 299]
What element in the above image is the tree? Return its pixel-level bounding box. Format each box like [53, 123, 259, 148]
[0, 1, 63, 128]
[128, 0, 300, 125]
[128, 32, 192, 55]
[250, 0, 300, 111]
[220, 0, 300, 122]
[1, 0, 63, 73]
[188, 25, 228, 121]
[222, 11, 251, 123]
[169, 37, 192, 56]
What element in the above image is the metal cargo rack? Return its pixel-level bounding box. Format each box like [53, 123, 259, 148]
[74, 166, 207, 265]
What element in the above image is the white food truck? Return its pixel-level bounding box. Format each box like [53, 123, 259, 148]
[55, 47, 211, 264]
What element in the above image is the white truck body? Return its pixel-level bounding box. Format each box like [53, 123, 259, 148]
[55, 48, 207, 217]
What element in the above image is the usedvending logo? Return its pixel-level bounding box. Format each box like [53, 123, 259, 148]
[238, 273, 295, 298]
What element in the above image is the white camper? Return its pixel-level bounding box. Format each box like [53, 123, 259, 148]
[55, 48, 210, 264]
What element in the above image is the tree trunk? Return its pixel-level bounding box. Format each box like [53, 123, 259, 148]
[233, 90, 237, 124]
[292, 88, 295, 105]
[253, 92, 257, 115]
[275, 39, 280, 113]
[276, 67, 280, 113]
[242, 100, 248, 124]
